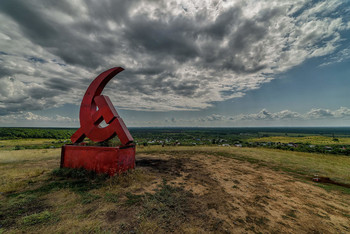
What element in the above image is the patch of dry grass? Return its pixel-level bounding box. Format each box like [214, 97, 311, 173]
[138, 145, 350, 184]
[0, 149, 60, 193]
[0, 148, 60, 163]
[0, 146, 158, 233]
[0, 138, 59, 147]
[1, 142, 350, 233]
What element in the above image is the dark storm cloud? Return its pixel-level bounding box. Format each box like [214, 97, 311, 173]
[0, 0, 275, 74]
[123, 14, 200, 62]
[0, 95, 57, 115]
[203, 7, 242, 40]
[0, 66, 12, 78]
[0, 0, 135, 69]
[44, 78, 78, 92]
[165, 81, 200, 97]
[0, 0, 349, 115]
[121, 5, 270, 74]
[27, 86, 59, 99]
[0, 1, 58, 41]
[28, 56, 47, 64]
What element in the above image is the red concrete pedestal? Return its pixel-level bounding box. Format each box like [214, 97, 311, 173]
[61, 144, 135, 176]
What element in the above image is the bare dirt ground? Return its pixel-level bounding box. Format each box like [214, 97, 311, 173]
[136, 152, 350, 233]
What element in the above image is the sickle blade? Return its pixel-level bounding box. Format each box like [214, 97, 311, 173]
[71, 67, 133, 145]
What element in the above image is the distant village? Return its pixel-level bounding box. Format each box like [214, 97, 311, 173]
[138, 137, 350, 156]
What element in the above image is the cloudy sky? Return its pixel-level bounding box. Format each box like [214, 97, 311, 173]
[0, 0, 350, 127]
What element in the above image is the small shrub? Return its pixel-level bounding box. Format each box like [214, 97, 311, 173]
[14, 145, 24, 150]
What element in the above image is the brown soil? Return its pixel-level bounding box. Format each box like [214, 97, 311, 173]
[136, 152, 350, 233]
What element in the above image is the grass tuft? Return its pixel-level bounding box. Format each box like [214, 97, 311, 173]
[125, 192, 143, 206]
[80, 193, 101, 204]
[21, 210, 57, 226]
[104, 193, 119, 203]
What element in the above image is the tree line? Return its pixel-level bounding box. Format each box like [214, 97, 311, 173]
[0, 128, 76, 139]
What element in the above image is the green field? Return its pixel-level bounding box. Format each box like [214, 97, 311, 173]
[248, 135, 350, 145]
[0, 138, 69, 151]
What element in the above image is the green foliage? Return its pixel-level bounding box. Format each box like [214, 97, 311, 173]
[248, 141, 350, 156]
[14, 145, 25, 150]
[0, 127, 75, 140]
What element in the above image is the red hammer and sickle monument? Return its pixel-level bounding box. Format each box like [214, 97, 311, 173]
[61, 67, 136, 175]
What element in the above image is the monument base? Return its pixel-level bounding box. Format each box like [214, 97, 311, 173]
[61, 144, 135, 176]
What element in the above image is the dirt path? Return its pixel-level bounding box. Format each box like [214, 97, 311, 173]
[136, 152, 350, 233]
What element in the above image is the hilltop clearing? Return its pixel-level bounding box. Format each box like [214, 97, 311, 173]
[1, 146, 349, 233]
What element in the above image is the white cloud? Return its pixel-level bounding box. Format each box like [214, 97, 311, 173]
[306, 108, 334, 119]
[275, 110, 303, 120]
[205, 114, 225, 121]
[201, 107, 350, 123]
[0, 111, 76, 124]
[319, 47, 350, 66]
[232, 109, 302, 121]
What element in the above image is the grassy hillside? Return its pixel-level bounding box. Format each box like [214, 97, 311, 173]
[1, 145, 350, 233]
[139, 146, 350, 185]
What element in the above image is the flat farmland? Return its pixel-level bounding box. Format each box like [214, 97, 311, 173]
[248, 135, 350, 145]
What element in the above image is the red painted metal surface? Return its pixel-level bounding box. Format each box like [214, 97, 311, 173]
[61, 67, 136, 175]
[61, 145, 135, 176]
[71, 67, 134, 145]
